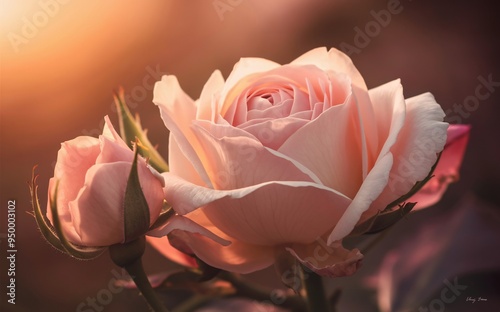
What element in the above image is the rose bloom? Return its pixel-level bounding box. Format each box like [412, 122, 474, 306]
[151, 47, 463, 276]
[47, 116, 165, 247]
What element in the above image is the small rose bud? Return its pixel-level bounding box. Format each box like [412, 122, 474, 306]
[45, 116, 164, 247]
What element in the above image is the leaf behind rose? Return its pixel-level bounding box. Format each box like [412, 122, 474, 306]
[114, 87, 169, 173]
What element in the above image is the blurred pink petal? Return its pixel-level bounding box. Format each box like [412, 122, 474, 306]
[374, 193, 500, 312]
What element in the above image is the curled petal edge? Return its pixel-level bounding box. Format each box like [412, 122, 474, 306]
[286, 241, 363, 278]
[148, 215, 231, 247]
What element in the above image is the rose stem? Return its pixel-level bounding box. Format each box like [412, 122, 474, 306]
[218, 271, 307, 311]
[301, 265, 331, 312]
[109, 237, 169, 312]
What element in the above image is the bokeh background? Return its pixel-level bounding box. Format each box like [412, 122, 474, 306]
[1, 0, 499, 311]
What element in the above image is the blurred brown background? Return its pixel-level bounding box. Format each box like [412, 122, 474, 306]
[1, 0, 499, 311]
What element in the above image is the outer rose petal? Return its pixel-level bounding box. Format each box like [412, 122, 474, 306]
[154, 75, 212, 187]
[328, 153, 393, 243]
[69, 162, 129, 245]
[409, 124, 470, 209]
[149, 215, 230, 247]
[168, 134, 206, 186]
[70, 161, 164, 246]
[46, 177, 82, 244]
[202, 182, 351, 246]
[196, 70, 225, 122]
[370, 92, 448, 213]
[50, 137, 100, 212]
[291, 47, 368, 90]
[286, 240, 363, 278]
[170, 210, 276, 274]
[162, 173, 351, 246]
[47, 136, 100, 242]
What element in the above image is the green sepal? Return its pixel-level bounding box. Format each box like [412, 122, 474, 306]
[29, 166, 67, 254]
[114, 88, 169, 173]
[30, 166, 104, 259]
[123, 143, 151, 243]
[49, 178, 106, 260]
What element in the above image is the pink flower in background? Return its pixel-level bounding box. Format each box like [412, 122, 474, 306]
[151, 47, 455, 276]
[47, 116, 165, 247]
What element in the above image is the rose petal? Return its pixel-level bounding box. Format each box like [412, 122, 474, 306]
[337, 80, 407, 227]
[192, 120, 321, 188]
[168, 134, 206, 186]
[46, 177, 83, 244]
[101, 115, 129, 148]
[163, 173, 351, 246]
[96, 116, 133, 164]
[279, 92, 364, 198]
[197, 70, 225, 122]
[368, 80, 407, 164]
[202, 182, 351, 245]
[328, 153, 393, 243]
[154, 75, 212, 187]
[168, 209, 276, 274]
[148, 215, 230, 247]
[220, 57, 281, 113]
[370, 92, 448, 213]
[286, 240, 363, 278]
[240, 117, 309, 150]
[52, 137, 100, 202]
[95, 135, 134, 165]
[70, 161, 164, 246]
[409, 124, 470, 209]
[291, 47, 368, 90]
[47, 136, 100, 234]
[69, 162, 129, 245]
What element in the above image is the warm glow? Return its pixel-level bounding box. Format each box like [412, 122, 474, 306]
[1, 1, 162, 112]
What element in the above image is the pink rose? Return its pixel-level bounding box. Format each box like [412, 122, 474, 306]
[152, 47, 451, 276]
[46, 116, 165, 247]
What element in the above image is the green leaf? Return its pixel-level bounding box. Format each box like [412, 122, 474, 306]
[29, 166, 67, 254]
[123, 143, 151, 242]
[114, 88, 169, 173]
[48, 178, 106, 260]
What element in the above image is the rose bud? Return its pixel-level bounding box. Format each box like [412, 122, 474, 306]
[151, 47, 467, 277]
[42, 116, 165, 250]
